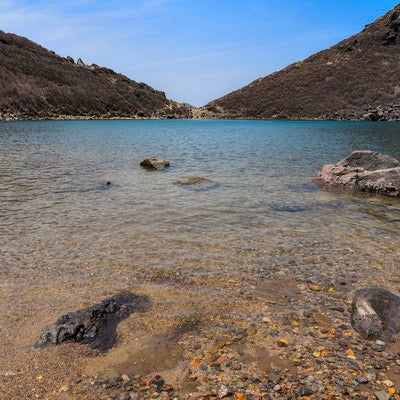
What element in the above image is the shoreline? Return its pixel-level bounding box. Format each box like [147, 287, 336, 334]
[2, 115, 400, 123]
[2, 249, 400, 400]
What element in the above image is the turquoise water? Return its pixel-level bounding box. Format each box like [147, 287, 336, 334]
[1, 119, 399, 275]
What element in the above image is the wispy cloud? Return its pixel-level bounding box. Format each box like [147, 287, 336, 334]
[0, 0, 397, 106]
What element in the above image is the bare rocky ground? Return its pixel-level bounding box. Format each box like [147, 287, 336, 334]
[1, 231, 400, 400]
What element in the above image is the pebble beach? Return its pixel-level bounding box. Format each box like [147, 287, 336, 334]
[1, 226, 400, 400]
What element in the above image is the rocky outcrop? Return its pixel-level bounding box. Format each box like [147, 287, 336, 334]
[76, 57, 88, 67]
[314, 150, 400, 197]
[35, 292, 149, 351]
[140, 158, 170, 170]
[351, 288, 400, 341]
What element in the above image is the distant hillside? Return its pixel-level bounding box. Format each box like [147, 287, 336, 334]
[0, 30, 190, 120]
[198, 4, 400, 121]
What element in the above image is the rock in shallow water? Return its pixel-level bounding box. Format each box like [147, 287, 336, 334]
[140, 158, 170, 170]
[314, 150, 400, 197]
[174, 176, 219, 191]
[35, 291, 150, 351]
[351, 288, 400, 340]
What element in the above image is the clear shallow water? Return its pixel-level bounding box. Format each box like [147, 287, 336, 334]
[1, 119, 400, 279]
[1, 119, 400, 394]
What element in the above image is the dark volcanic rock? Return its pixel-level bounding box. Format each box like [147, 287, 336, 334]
[351, 288, 400, 340]
[314, 150, 400, 197]
[140, 158, 170, 170]
[35, 291, 150, 351]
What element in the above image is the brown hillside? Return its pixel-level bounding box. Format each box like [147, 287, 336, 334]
[199, 4, 400, 121]
[0, 30, 190, 120]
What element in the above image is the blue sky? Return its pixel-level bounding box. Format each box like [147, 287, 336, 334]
[0, 0, 398, 106]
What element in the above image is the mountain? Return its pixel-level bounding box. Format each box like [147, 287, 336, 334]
[198, 4, 400, 121]
[0, 30, 190, 120]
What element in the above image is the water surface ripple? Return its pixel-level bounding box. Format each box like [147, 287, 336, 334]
[1, 120, 399, 265]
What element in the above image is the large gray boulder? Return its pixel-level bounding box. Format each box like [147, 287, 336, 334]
[314, 150, 400, 197]
[351, 288, 400, 340]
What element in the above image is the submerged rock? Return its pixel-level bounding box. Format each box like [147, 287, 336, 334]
[351, 288, 400, 340]
[95, 181, 116, 191]
[314, 150, 400, 197]
[140, 158, 170, 170]
[174, 176, 219, 191]
[35, 291, 150, 351]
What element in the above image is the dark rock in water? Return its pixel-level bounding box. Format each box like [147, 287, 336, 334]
[57, 181, 118, 194]
[174, 176, 219, 191]
[351, 288, 400, 340]
[95, 181, 115, 191]
[270, 201, 346, 213]
[314, 150, 400, 197]
[140, 158, 170, 170]
[35, 291, 150, 352]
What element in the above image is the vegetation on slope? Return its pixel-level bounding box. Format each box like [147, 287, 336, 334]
[0, 30, 190, 120]
[199, 4, 400, 121]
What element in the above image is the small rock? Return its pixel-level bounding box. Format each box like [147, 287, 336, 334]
[277, 338, 289, 347]
[374, 391, 391, 400]
[383, 379, 394, 387]
[357, 376, 369, 384]
[366, 372, 377, 382]
[218, 384, 231, 398]
[140, 158, 170, 170]
[231, 362, 241, 370]
[299, 387, 314, 396]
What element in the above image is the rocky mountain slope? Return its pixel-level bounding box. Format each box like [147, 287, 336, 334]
[198, 4, 400, 121]
[0, 30, 190, 120]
